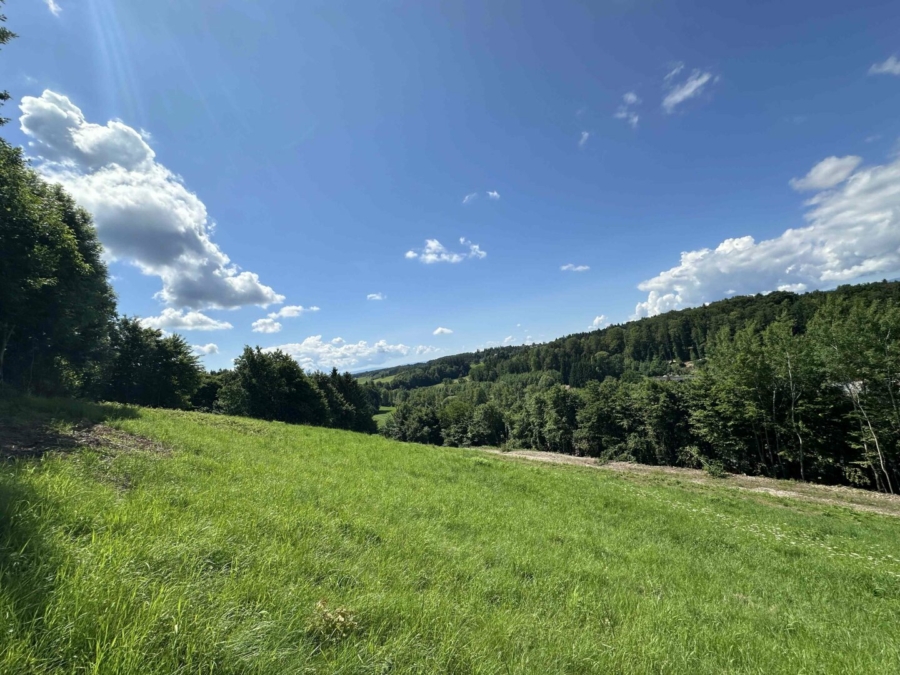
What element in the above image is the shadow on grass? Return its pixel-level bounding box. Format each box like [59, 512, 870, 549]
[0, 394, 141, 460]
[0, 396, 142, 663]
[0, 474, 61, 644]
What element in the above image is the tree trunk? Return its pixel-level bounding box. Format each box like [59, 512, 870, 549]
[854, 393, 894, 494]
[0, 324, 13, 384]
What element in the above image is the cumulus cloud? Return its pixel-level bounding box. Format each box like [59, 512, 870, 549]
[140, 309, 233, 331]
[561, 263, 590, 272]
[462, 192, 478, 204]
[433, 327, 453, 335]
[663, 67, 715, 113]
[19, 90, 283, 310]
[589, 315, 609, 330]
[266, 337, 439, 371]
[634, 152, 900, 317]
[579, 131, 591, 148]
[790, 156, 862, 191]
[461, 237, 487, 259]
[869, 55, 900, 76]
[252, 318, 282, 334]
[45, 0, 62, 16]
[406, 238, 486, 263]
[268, 305, 319, 319]
[367, 293, 385, 300]
[503, 336, 514, 344]
[192, 343, 219, 356]
[487, 190, 500, 200]
[615, 92, 641, 129]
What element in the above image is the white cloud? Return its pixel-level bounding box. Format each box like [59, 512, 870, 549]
[19, 91, 283, 310]
[634, 152, 900, 317]
[192, 343, 219, 356]
[615, 110, 639, 129]
[461, 237, 487, 259]
[789, 155, 863, 191]
[579, 131, 591, 148]
[367, 293, 385, 300]
[462, 192, 479, 205]
[487, 190, 500, 200]
[433, 327, 453, 335]
[561, 263, 590, 272]
[252, 318, 282, 334]
[45, 0, 62, 16]
[267, 336, 439, 371]
[664, 63, 685, 81]
[663, 68, 715, 113]
[406, 238, 486, 264]
[140, 309, 233, 331]
[869, 55, 900, 76]
[589, 315, 609, 330]
[268, 305, 319, 319]
[615, 92, 641, 129]
[503, 335, 514, 344]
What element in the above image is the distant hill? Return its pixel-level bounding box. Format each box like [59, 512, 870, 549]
[357, 280, 900, 391]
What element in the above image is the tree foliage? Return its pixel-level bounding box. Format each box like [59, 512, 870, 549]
[0, 140, 117, 393]
[101, 318, 202, 409]
[379, 289, 900, 493]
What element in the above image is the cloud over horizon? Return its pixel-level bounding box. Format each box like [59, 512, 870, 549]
[634, 152, 900, 317]
[265, 337, 439, 371]
[140, 309, 233, 331]
[19, 90, 284, 310]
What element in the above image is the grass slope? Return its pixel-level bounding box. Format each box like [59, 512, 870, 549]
[1, 397, 899, 674]
[372, 406, 395, 430]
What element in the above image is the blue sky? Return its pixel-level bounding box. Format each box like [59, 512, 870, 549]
[6, 0, 900, 371]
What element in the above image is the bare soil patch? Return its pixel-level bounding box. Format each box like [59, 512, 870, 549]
[0, 420, 167, 460]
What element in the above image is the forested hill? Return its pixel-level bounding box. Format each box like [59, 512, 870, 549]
[358, 280, 900, 390]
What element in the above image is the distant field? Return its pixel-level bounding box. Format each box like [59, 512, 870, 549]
[372, 406, 395, 429]
[1, 396, 899, 673]
[356, 374, 397, 385]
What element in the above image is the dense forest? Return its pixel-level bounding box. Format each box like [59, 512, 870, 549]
[370, 284, 900, 492]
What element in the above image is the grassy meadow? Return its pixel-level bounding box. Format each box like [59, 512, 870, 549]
[1, 397, 899, 673]
[372, 406, 395, 430]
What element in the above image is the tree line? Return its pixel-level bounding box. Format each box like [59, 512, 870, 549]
[366, 282, 900, 399]
[381, 293, 900, 493]
[0, 136, 377, 433]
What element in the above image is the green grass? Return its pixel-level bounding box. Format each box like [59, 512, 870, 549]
[372, 406, 395, 430]
[1, 397, 899, 673]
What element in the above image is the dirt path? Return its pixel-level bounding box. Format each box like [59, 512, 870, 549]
[479, 447, 900, 518]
